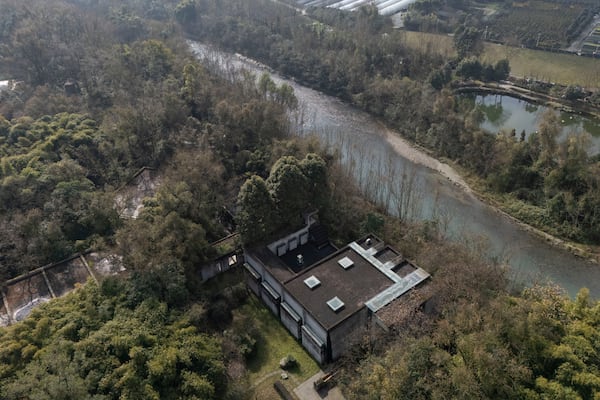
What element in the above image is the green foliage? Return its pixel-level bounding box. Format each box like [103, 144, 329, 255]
[478, 2, 587, 48]
[0, 283, 227, 400]
[117, 193, 211, 277]
[454, 25, 483, 59]
[480, 109, 600, 243]
[127, 40, 175, 82]
[456, 57, 510, 81]
[267, 156, 309, 228]
[175, 0, 197, 26]
[346, 273, 600, 400]
[183, 0, 443, 101]
[0, 113, 120, 277]
[237, 153, 328, 244]
[236, 175, 275, 244]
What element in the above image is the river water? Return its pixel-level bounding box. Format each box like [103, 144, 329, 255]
[190, 42, 600, 298]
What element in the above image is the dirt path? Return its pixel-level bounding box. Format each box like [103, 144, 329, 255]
[566, 15, 600, 53]
[251, 370, 282, 389]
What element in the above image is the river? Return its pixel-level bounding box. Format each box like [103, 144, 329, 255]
[190, 42, 600, 298]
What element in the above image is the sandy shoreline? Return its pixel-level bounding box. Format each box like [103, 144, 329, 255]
[381, 126, 472, 193]
[381, 125, 599, 264]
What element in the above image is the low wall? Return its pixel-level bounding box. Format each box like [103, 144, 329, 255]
[0, 252, 124, 326]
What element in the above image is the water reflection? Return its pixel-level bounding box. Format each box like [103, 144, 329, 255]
[466, 94, 600, 154]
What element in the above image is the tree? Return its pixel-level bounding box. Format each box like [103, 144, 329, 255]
[456, 57, 483, 80]
[267, 156, 309, 228]
[175, 0, 197, 27]
[300, 153, 328, 210]
[236, 175, 275, 244]
[494, 59, 510, 81]
[564, 85, 584, 101]
[535, 111, 560, 174]
[3, 343, 97, 400]
[454, 26, 482, 59]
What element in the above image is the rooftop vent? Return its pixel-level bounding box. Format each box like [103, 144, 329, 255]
[297, 254, 304, 266]
[304, 275, 321, 289]
[366, 238, 372, 246]
[327, 296, 345, 312]
[338, 256, 354, 270]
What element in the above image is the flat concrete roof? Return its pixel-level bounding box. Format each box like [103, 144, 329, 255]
[250, 246, 297, 283]
[285, 247, 394, 330]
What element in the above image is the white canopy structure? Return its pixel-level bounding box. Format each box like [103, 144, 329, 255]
[294, 0, 418, 16]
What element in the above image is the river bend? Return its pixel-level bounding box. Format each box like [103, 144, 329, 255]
[190, 42, 600, 298]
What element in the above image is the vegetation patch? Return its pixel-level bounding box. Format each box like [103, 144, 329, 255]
[242, 296, 319, 384]
[401, 31, 600, 87]
[482, 1, 584, 48]
[482, 42, 600, 87]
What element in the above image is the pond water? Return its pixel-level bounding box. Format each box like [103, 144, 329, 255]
[191, 42, 600, 298]
[466, 94, 600, 154]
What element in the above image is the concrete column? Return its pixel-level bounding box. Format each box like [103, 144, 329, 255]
[79, 254, 98, 284]
[42, 270, 56, 298]
[1, 289, 13, 325]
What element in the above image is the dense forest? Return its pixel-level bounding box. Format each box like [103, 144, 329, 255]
[1, 0, 600, 399]
[0, 0, 384, 397]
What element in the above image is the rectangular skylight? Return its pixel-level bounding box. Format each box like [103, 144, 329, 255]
[304, 275, 321, 289]
[338, 256, 354, 270]
[327, 296, 345, 312]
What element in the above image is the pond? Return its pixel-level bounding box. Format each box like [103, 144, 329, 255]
[465, 94, 600, 154]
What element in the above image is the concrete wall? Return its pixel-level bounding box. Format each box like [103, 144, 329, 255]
[245, 254, 264, 276]
[329, 307, 369, 361]
[303, 311, 327, 345]
[260, 281, 281, 316]
[199, 251, 242, 282]
[244, 264, 262, 297]
[267, 227, 310, 257]
[280, 302, 302, 339]
[301, 325, 326, 364]
[262, 269, 283, 297]
[281, 288, 303, 317]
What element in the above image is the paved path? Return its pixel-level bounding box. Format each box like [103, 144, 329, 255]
[294, 371, 346, 400]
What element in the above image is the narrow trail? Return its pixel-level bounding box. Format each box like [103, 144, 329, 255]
[251, 370, 282, 389]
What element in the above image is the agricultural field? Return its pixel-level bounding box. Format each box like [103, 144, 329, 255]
[483, 42, 600, 87]
[481, 1, 584, 48]
[401, 31, 600, 88]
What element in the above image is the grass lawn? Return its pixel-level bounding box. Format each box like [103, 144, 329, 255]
[400, 31, 600, 88]
[482, 43, 600, 88]
[239, 295, 320, 398]
[252, 374, 301, 400]
[400, 31, 456, 59]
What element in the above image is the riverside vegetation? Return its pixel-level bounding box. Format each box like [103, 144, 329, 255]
[183, 0, 600, 246]
[1, 0, 600, 399]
